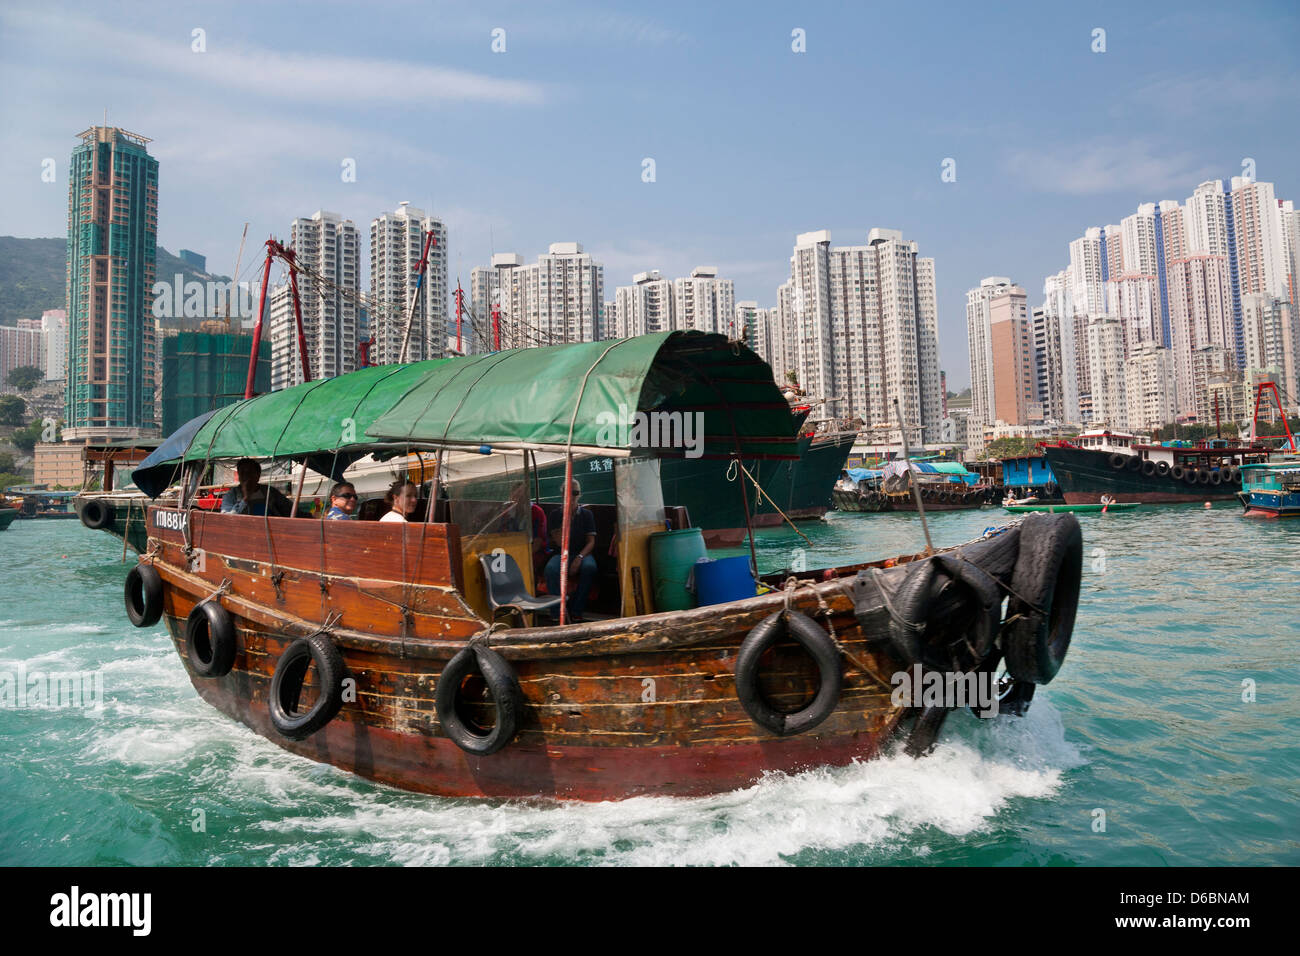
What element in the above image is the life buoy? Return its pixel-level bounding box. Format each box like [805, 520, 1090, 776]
[1141, 459, 1157, 477]
[1155, 461, 1170, 477]
[81, 499, 115, 530]
[185, 600, 237, 677]
[1108, 453, 1126, 470]
[124, 564, 163, 627]
[735, 610, 842, 736]
[269, 632, 346, 740]
[435, 644, 523, 755]
[1001, 512, 1082, 685]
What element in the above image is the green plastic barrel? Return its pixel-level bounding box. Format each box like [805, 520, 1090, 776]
[649, 527, 707, 611]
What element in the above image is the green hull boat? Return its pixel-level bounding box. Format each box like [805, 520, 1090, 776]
[1004, 502, 1140, 514]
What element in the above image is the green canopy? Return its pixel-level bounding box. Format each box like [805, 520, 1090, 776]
[132, 331, 796, 497]
[365, 331, 796, 459]
[132, 361, 447, 496]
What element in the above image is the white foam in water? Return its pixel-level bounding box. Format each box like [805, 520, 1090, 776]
[244, 697, 1084, 867]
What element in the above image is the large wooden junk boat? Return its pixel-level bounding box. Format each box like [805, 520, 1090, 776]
[124, 332, 1084, 801]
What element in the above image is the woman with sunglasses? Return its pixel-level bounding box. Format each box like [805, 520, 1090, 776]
[325, 482, 359, 520]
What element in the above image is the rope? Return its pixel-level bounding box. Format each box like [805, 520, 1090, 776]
[781, 577, 892, 691]
[727, 458, 812, 546]
[468, 621, 510, 647]
[194, 578, 231, 609]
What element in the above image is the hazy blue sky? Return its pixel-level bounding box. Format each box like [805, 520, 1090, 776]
[2, 0, 1297, 387]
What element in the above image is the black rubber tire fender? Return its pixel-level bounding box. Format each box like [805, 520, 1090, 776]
[269, 632, 346, 740]
[1125, 455, 1142, 472]
[953, 524, 1022, 581]
[1208, 469, 1223, 486]
[1222, 465, 1238, 484]
[1108, 453, 1126, 470]
[735, 610, 842, 736]
[1141, 459, 1157, 477]
[124, 563, 164, 628]
[1197, 468, 1212, 485]
[1170, 465, 1185, 481]
[884, 560, 936, 665]
[81, 499, 115, 530]
[435, 644, 523, 755]
[1184, 468, 1201, 484]
[931, 552, 1004, 664]
[185, 600, 237, 678]
[1002, 512, 1083, 685]
[904, 705, 949, 757]
[1155, 461, 1170, 477]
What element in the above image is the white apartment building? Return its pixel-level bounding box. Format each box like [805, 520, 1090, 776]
[1241, 294, 1299, 410]
[781, 228, 942, 442]
[41, 309, 67, 381]
[1086, 316, 1127, 428]
[468, 253, 525, 353]
[479, 243, 604, 348]
[615, 270, 674, 338]
[1124, 342, 1177, 432]
[270, 211, 360, 391]
[368, 202, 448, 364]
[673, 267, 735, 336]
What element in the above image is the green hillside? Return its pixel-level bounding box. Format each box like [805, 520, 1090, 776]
[0, 236, 229, 326]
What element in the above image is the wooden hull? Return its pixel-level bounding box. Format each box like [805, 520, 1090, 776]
[145, 507, 911, 801]
[832, 486, 986, 513]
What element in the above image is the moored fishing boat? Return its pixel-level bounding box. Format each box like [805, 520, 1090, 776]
[1238, 461, 1300, 518]
[0, 506, 18, 532]
[1005, 501, 1140, 514]
[1044, 428, 1268, 504]
[124, 332, 1085, 801]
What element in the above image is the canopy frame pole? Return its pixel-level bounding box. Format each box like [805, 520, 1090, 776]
[558, 455, 573, 626]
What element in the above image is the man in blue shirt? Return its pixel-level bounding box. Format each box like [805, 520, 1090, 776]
[220, 458, 291, 517]
[325, 482, 358, 519]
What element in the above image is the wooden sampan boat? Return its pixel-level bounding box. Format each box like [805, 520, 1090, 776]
[124, 332, 1085, 801]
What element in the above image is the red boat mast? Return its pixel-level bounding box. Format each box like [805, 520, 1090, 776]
[245, 238, 311, 399]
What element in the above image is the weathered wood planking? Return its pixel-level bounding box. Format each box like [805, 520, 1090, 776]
[148, 506, 909, 799]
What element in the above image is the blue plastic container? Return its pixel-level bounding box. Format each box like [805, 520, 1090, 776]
[693, 555, 757, 606]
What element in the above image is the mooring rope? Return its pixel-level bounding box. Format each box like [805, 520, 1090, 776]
[727, 459, 813, 546]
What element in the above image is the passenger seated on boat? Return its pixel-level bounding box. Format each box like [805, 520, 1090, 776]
[380, 479, 419, 523]
[325, 482, 358, 520]
[497, 482, 549, 576]
[220, 458, 292, 517]
[544, 479, 598, 622]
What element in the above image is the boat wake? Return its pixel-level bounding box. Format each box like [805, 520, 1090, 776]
[238, 701, 1085, 867]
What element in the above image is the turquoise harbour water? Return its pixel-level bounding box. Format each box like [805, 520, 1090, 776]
[1, 507, 1296, 866]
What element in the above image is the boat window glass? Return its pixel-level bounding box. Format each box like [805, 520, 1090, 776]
[441, 448, 536, 551]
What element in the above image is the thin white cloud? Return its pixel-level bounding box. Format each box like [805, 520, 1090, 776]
[1002, 141, 1217, 196]
[1, 8, 545, 107]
